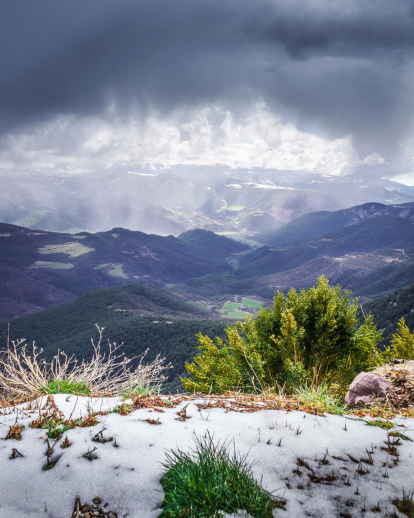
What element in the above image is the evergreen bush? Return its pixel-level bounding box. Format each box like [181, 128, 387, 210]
[182, 276, 382, 394]
[383, 317, 414, 360]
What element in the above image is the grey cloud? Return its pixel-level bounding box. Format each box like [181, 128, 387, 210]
[243, 1, 414, 60]
[1, 0, 414, 160]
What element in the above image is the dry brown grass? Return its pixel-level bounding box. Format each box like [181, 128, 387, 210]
[0, 325, 170, 400]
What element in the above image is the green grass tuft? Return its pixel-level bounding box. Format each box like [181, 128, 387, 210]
[391, 490, 414, 517]
[121, 382, 161, 400]
[364, 418, 394, 430]
[40, 379, 91, 396]
[294, 383, 345, 415]
[159, 431, 285, 518]
[389, 430, 413, 442]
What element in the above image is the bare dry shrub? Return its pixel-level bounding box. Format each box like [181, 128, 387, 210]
[0, 325, 170, 399]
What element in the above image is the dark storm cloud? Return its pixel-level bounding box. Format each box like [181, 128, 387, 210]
[1, 0, 414, 156]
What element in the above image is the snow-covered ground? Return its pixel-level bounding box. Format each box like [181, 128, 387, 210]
[1, 394, 414, 518]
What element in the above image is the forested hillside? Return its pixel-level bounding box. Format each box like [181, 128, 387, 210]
[362, 284, 414, 347]
[0, 223, 247, 320]
[0, 284, 229, 393]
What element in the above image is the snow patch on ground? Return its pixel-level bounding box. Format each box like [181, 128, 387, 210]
[1, 395, 413, 518]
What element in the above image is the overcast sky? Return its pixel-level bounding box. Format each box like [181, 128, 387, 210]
[1, 0, 414, 182]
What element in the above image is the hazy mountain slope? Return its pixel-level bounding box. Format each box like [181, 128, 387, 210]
[361, 284, 414, 347]
[179, 250, 414, 302]
[216, 182, 343, 222]
[258, 202, 414, 247]
[258, 250, 414, 301]
[0, 283, 228, 392]
[0, 264, 77, 321]
[238, 216, 414, 278]
[4, 208, 88, 233]
[0, 223, 246, 320]
[177, 216, 414, 300]
[178, 229, 248, 258]
[2, 168, 413, 236]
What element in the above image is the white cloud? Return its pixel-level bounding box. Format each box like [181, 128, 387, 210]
[0, 104, 360, 176]
[389, 172, 414, 186]
[361, 152, 385, 166]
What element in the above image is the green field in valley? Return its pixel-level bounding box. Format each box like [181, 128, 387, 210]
[187, 301, 211, 312]
[220, 301, 242, 312]
[223, 311, 246, 319]
[242, 297, 263, 309]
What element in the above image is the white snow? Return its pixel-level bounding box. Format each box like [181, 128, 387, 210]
[241, 182, 295, 190]
[1, 395, 414, 518]
[128, 171, 158, 176]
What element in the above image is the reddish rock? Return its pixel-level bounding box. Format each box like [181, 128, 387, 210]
[345, 372, 392, 408]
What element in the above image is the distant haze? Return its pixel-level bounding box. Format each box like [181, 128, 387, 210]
[1, 167, 413, 235]
[0, 1, 414, 185]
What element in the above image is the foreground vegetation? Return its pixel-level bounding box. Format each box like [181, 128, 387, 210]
[1, 277, 413, 415]
[1, 277, 414, 518]
[183, 276, 414, 400]
[0, 325, 168, 400]
[159, 432, 286, 517]
[362, 283, 414, 346]
[0, 283, 229, 393]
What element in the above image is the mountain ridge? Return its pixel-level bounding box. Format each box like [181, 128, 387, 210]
[0, 224, 247, 320]
[258, 202, 414, 247]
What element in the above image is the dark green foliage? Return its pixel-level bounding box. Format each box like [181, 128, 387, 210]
[361, 284, 414, 347]
[159, 432, 285, 518]
[43, 461, 58, 471]
[43, 420, 73, 440]
[0, 284, 229, 393]
[392, 491, 414, 517]
[183, 277, 381, 394]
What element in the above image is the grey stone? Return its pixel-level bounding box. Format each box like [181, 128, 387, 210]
[345, 372, 392, 408]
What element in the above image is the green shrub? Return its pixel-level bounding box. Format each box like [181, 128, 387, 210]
[40, 379, 91, 396]
[182, 276, 382, 394]
[383, 317, 414, 360]
[159, 432, 285, 517]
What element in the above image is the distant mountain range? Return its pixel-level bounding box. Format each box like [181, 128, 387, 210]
[240, 216, 414, 277]
[1, 166, 413, 236]
[0, 224, 247, 320]
[1, 199, 413, 321]
[258, 202, 414, 247]
[2, 196, 414, 392]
